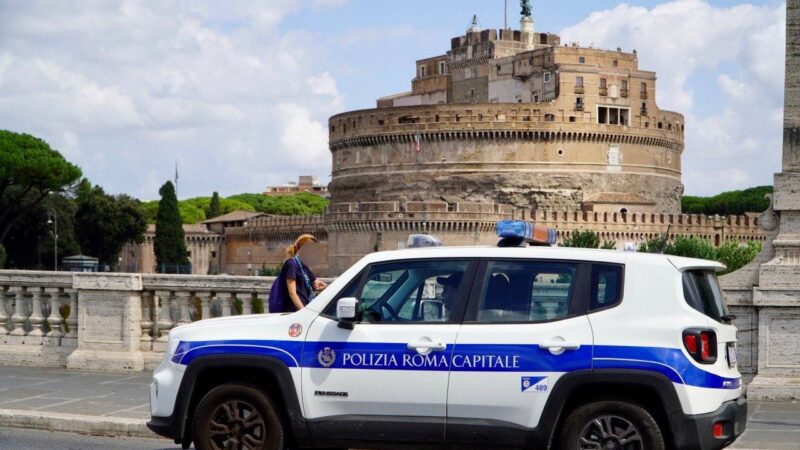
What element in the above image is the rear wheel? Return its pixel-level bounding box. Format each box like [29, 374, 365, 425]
[557, 400, 665, 450]
[193, 383, 285, 450]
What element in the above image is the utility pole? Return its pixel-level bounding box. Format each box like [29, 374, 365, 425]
[47, 210, 58, 271]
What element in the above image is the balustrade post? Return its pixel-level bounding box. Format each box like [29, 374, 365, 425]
[241, 293, 254, 315]
[26, 287, 45, 343]
[175, 291, 192, 326]
[140, 291, 154, 351]
[9, 286, 27, 338]
[197, 292, 212, 320]
[217, 292, 232, 317]
[0, 286, 9, 336]
[155, 290, 174, 348]
[63, 290, 78, 343]
[44, 287, 64, 340]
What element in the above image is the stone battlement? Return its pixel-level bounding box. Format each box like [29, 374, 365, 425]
[329, 103, 684, 148]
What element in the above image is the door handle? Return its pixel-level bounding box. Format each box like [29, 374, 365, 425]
[539, 339, 580, 355]
[407, 339, 447, 354]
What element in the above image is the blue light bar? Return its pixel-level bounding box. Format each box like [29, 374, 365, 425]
[407, 234, 443, 248]
[496, 220, 557, 246]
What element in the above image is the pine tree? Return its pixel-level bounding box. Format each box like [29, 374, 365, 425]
[154, 181, 189, 271]
[208, 191, 222, 219]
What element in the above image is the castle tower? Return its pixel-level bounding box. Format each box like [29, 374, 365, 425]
[520, 0, 535, 45]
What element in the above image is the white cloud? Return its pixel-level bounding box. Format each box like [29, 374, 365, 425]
[0, 0, 345, 200]
[561, 0, 785, 195]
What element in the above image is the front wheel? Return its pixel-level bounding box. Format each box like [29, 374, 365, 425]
[557, 400, 665, 450]
[192, 383, 285, 450]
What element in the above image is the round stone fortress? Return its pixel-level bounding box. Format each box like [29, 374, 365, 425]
[328, 14, 685, 214]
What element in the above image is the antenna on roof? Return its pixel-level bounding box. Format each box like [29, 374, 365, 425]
[504, 0, 508, 29]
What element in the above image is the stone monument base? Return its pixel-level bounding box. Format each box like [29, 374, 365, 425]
[66, 349, 144, 372]
[747, 375, 800, 400]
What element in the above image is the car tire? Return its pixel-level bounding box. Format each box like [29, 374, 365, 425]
[193, 383, 285, 450]
[557, 400, 665, 450]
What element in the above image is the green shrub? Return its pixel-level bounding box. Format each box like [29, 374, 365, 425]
[561, 230, 615, 249]
[716, 240, 762, 275]
[639, 236, 761, 274]
[252, 298, 265, 314]
[258, 265, 282, 276]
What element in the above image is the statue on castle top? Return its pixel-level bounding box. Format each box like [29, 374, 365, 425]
[520, 0, 532, 18]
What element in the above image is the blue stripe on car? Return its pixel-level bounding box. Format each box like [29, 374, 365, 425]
[171, 340, 740, 390]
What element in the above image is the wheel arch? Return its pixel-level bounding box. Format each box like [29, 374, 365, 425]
[176, 355, 310, 448]
[536, 369, 687, 449]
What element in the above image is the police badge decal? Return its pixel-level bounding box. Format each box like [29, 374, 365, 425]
[318, 347, 336, 368]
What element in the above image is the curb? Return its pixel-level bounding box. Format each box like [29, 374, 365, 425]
[0, 408, 159, 439]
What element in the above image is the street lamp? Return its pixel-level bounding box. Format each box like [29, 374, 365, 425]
[243, 220, 253, 275]
[47, 209, 58, 271]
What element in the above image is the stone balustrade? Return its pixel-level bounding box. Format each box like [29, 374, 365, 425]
[0, 270, 332, 372]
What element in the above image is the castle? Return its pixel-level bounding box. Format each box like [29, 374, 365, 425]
[123, 8, 762, 276]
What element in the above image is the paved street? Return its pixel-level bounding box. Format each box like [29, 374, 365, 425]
[0, 427, 178, 449]
[0, 365, 799, 449]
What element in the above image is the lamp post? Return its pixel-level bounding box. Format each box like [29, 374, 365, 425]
[243, 220, 253, 275]
[47, 209, 58, 271]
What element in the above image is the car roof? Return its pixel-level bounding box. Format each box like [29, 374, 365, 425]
[358, 246, 726, 271]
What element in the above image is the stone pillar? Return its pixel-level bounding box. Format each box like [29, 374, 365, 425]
[26, 287, 45, 344]
[241, 293, 254, 315]
[62, 290, 78, 345]
[140, 291, 154, 351]
[217, 292, 232, 317]
[153, 290, 174, 352]
[198, 292, 212, 320]
[175, 291, 192, 326]
[66, 274, 144, 372]
[44, 288, 64, 341]
[8, 286, 28, 341]
[0, 286, 9, 336]
[741, 0, 800, 400]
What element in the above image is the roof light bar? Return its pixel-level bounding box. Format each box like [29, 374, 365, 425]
[496, 220, 557, 247]
[407, 234, 443, 248]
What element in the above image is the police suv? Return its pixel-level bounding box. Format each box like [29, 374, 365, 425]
[148, 221, 747, 450]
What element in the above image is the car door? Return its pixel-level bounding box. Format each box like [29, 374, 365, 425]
[446, 258, 594, 446]
[301, 258, 477, 443]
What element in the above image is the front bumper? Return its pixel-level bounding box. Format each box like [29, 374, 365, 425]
[147, 414, 181, 441]
[676, 396, 747, 450]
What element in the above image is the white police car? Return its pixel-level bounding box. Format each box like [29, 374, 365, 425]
[148, 221, 746, 450]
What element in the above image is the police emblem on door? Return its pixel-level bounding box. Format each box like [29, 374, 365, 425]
[521, 376, 548, 393]
[318, 347, 336, 368]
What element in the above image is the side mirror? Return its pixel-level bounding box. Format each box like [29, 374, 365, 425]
[336, 297, 358, 330]
[420, 299, 444, 321]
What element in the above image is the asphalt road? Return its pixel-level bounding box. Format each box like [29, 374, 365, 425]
[0, 427, 185, 450]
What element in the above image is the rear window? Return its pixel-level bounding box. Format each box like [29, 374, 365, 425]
[682, 270, 727, 321]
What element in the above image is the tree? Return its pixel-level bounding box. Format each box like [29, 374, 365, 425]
[153, 181, 189, 270]
[208, 191, 222, 219]
[2, 193, 80, 270]
[0, 130, 82, 243]
[682, 186, 773, 215]
[561, 230, 616, 249]
[638, 236, 760, 275]
[74, 180, 147, 268]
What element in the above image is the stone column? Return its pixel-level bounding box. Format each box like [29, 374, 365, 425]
[738, 0, 800, 400]
[153, 290, 174, 352]
[140, 291, 154, 352]
[217, 292, 232, 317]
[197, 292, 212, 320]
[26, 287, 45, 344]
[0, 286, 9, 336]
[8, 286, 28, 341]
[175, 291, 193, 326]
[44, 288, 64, 341]
[66, 274, 144, 372]
[241, 293, 254, 315]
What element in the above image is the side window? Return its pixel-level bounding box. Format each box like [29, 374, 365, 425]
[682, 270, 727, 322]
[589, 264, 624, 311]
[330, 260, 470, 323]
[476, 260, 578, 323]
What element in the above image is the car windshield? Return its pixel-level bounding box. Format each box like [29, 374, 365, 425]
[682, 269, 728, 322]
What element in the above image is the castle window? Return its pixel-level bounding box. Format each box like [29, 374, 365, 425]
[658, 122, 663, 129]
[613, 60, 619, 67]
[378, 119, 384, 126]
[330, 125, 335, 132]
[575, 97, 584, 111]
[439, 62, 446, 74]
[576, 76, 584, 87]
[545, 114, 555, 122]
[641, 102, 648, 115]
[435, 114, 440, 122]
[579, 56, 586, 64]
[455, 114, 461, 122]
[419, 66, 426, 77]
[544, 72, 552, 83]
[497, 65, 501, 74]
[569, 116, 576, 123]
[211, 251, 217, 258]
[600, 78, 607, 88]
[533, 94, 539, 102]
[622, 80, 628, 90]
[598, 106, 630, 126]
[478, 113, 483, 121]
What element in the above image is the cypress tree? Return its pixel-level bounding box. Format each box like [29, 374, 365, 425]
[154, 181, 189, 271]
[208, 191, 222, 219]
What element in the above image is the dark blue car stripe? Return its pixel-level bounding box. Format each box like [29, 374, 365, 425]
[170, 339, 740, 390]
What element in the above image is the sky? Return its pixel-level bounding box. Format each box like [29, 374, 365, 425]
[0, 0, 787, 200]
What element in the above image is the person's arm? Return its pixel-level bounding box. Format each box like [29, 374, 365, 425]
[286, 278, 305, 310]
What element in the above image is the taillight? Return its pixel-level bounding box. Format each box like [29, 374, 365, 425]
[683, 329, 717, 364]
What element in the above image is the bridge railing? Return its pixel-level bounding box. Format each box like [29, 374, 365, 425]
[0, 270, 331, 372]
